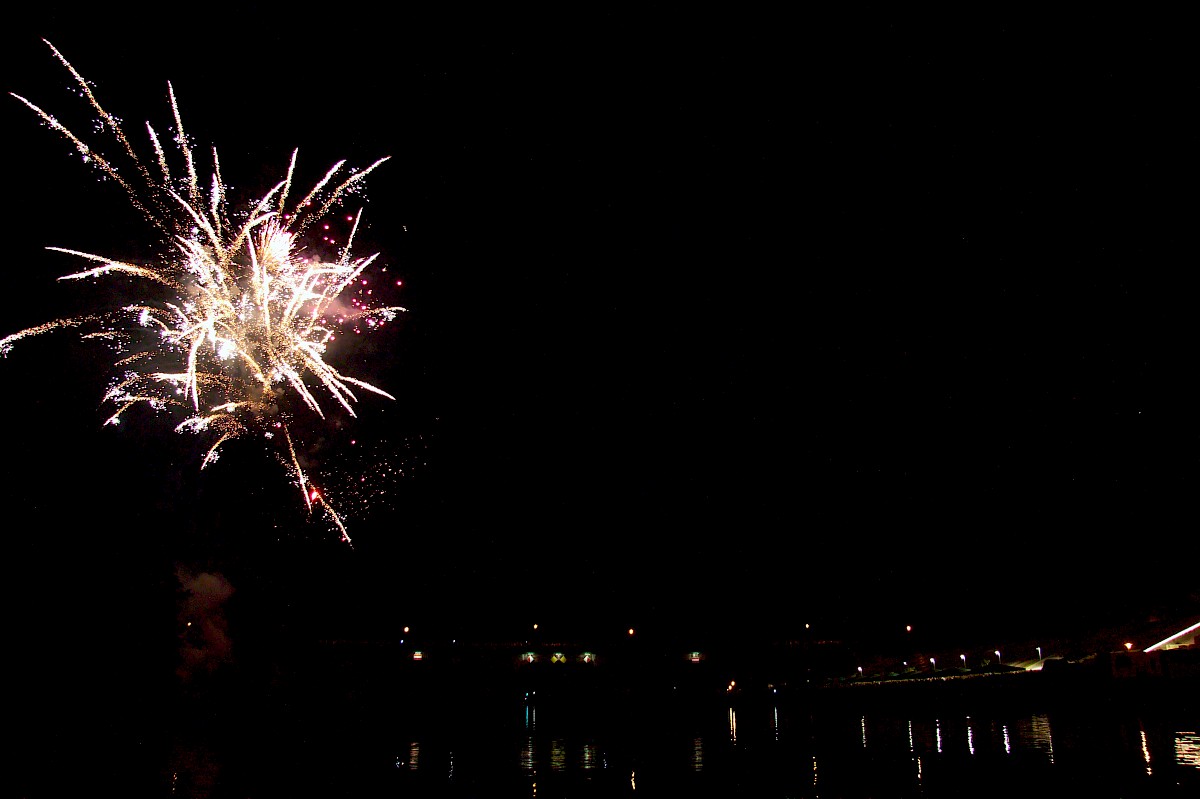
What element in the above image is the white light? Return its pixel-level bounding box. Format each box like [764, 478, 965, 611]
[1143, 621, 1200, 652]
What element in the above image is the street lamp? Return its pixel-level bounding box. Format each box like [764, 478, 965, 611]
[1036, 646, 1042, 661]
[930, 657, 936, 670]
[995, 650, 1001, 666]
[960, 654, 966, 668]
[857, 666, 863, 678]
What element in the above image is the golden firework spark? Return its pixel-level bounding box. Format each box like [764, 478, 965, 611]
[2, 40, 404, 544]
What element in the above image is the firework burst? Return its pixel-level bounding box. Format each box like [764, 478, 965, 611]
[2, 40, 404, 545]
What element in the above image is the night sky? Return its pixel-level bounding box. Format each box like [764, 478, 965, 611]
[1, 8, 1195, 672]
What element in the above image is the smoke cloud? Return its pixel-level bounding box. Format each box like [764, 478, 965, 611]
[176, 568, 236, 684]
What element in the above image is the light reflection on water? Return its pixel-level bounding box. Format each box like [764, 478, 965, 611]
[1178, 731, 1200, 768]
[1022, 713, 1055, 762]
[136, 687, 1200, 797]
[361, 693, 1200, 798]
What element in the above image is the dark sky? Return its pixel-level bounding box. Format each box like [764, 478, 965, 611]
[1, 9, 1195, 655]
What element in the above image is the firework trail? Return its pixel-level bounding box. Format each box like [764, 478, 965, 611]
[2, 40, 405, 545]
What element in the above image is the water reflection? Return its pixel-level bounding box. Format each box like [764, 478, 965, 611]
[1020, 713, 1055, 763]
[580, 741, 599, 770]
[1177, 731, 1200, 768]
[399, 740, 420, 770]
[1141, 721, 1154, 776]
[147, 688, 1200, 797]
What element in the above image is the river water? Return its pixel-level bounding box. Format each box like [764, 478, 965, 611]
[149, 682, 1199, 797]
[382, 693, 1196, 798]
[16, 658, 1198, 797]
